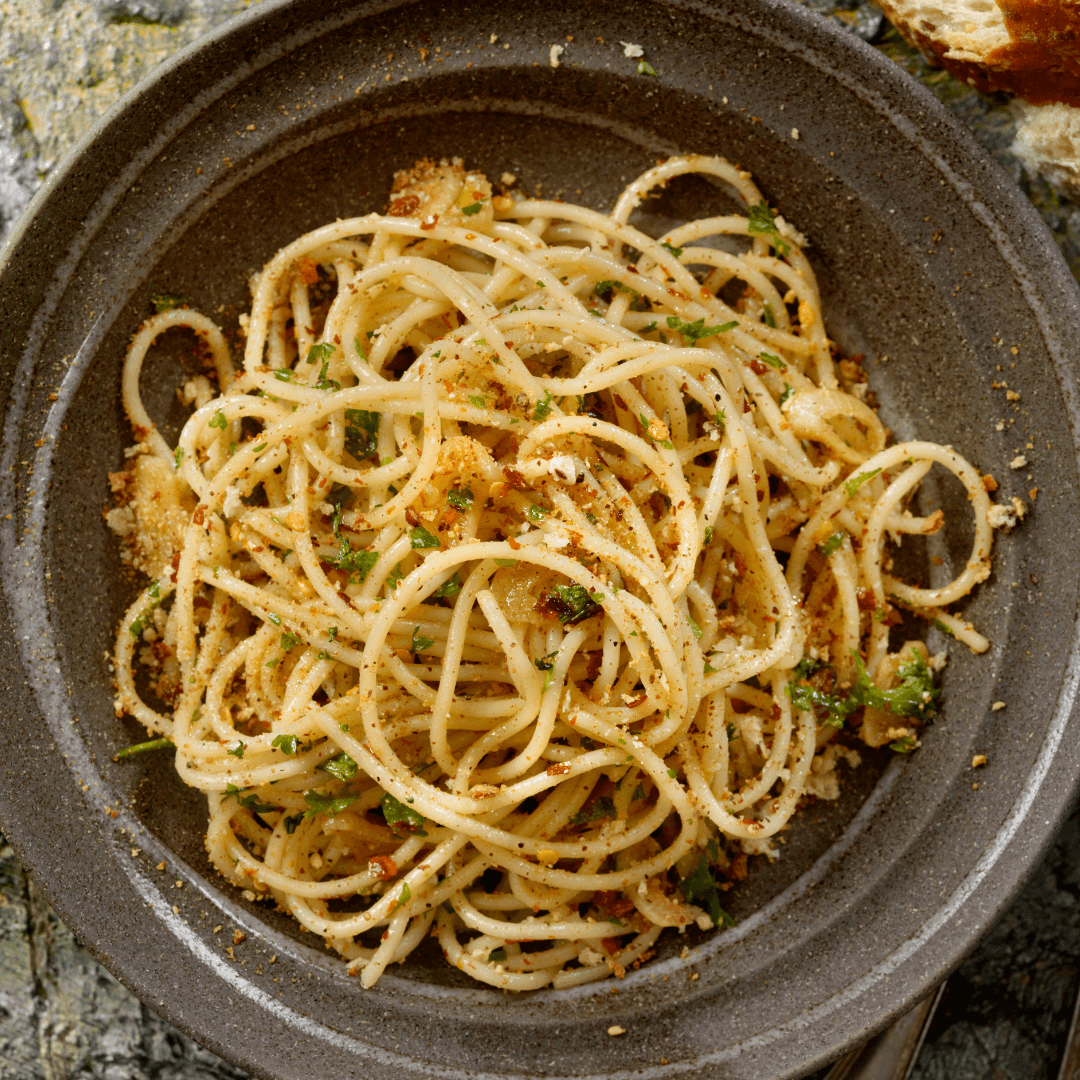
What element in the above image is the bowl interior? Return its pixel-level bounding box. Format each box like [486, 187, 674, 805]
[3, 2, 1080, 1078]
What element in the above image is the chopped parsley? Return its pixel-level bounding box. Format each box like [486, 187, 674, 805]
[173, 447, 184, 470]
[678, 854, 736, 929]
[448, 487, 474, 510]
[345, 409, 380, 461]
[226, 742, 246, 758]
[661, 241, 683, 258]
[392, 882, 412, 910]
[461, 200, 483, 216]
[320, 752, 358, 781]
[209, 410, 228, 430]
[541, 583, 603, 624]
[114, 736, 174, 761]
[272, 733, 299, 755]
[570, 796, 616, 825]
[533, 389, 555, 421]
[818, 530, 845, 558]
[844, 467, 883, 498]
[638, 60, 657, 76]
[431, 572, 462, 598]
[410, 626, 435, 653]
[381, 792, 428, 836]
[666, 315, 738, 344]
[747, 201, 791, 257]
[306, 342, 335, 365]
[468, 395, 486, 409]
[303, 789, 358, 817]
[779, 383, 794, 407]
[409, 525, 440, 549]
[151, 293, 184, 312]
[638, 412, 674, 449]
[759, 351, 786, 370]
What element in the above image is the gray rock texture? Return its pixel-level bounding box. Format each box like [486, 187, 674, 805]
[0, 2, 1077, 1079]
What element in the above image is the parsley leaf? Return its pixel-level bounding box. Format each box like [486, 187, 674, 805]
[209, 410, 228, 430]
[665, 315, 738, 344]
[303, 789, 358, 818]
[448, 488, 474, 510]
[533, 390, 555, 421]
[411, 626, 435, 653]
[759, 352, 786, 370]
[344, 409, 380, 461]
[746, 201, 791, 257]
[431, 572, 462, 599]
[381, 792, 428, 836]
[320, 752, 357, 781]
[226, 742, 245, 758]
[661, 241, 683, 258]
[541, 583, 603, 624]
[461, 201, 483, 216]
[272, 734, 299, 755]
[570, 796, 616, 825]
[844, 467, 883, 498]
[151, 293, 184, 312]
[306, 342, 335, 365]
[678, 854, 736, 929]
[114, 736, 174, 761]
[818, 530, 845, 558]
[409, 525, 440, 549]
[392, 882, 412, 910]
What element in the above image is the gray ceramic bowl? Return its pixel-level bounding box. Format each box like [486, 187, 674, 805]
[2, 1, 1079, 1077]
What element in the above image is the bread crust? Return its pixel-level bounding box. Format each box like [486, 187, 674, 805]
[879, 0, 1080, 106]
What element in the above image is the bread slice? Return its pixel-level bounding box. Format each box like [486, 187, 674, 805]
[877, 0, 1080, 106]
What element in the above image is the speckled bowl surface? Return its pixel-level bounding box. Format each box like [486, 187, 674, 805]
[1, 1, 1079, 1078]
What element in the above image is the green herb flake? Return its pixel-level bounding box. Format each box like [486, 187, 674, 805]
[779, 383, 794, 407]
[468, 395, 486, 409]
[227, 741, 246, 758]
[931, 618, 955, 637]
[746, 201, 791, 257]
[431, 572, 462, 599]
[759, 351, 786, 370]
[678, 854, 736, 929]
[542, 583, 603, 624]
[320, 752, 358, 781]
[461, 201, 483, 216]
[687, 616, 703, 640]
[763, 303, 776, 328]
[666, 315, 738, 344]
[661, 241, 683, 258]
[304, 789, 358, 818]
[345, 408, 381, 461]
[844, 467, 883, 498]
[666, 767, 678, 779]
[447, 488, 474, 511]
[533, 389, 555, 421]
[267, 612, 282, 626]
[525, 504, 548, 523]
[817, 530, 845, 559]
[280, 632, 300, 651]
[703, 525, 714, 549]
[411, 626, 435, 653]
[392, 882, 412, 910]
[209, 410, 228, 431]
[381, 792, 428, 836]
[306, 342, 335, 365]
[488, 947, 507, 963]
[638, 60, 658, 76]
[113, 736, 174, 761]
[173, 447, 184, 470]
[409, 525, 440, 550]
[272, 733, 299, 755]
[151, 293, 185, 313]
[570, 796, 616, 825]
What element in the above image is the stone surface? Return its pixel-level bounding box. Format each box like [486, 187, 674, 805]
[0, 2, 1078, 1079]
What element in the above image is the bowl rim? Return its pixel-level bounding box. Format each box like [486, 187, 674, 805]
[2, 1, 1080, 1078]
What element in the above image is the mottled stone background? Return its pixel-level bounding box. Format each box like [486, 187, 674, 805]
[1, 1, 1079, 1078]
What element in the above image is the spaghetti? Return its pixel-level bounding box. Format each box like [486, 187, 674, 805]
[109, 155, 997, 990]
